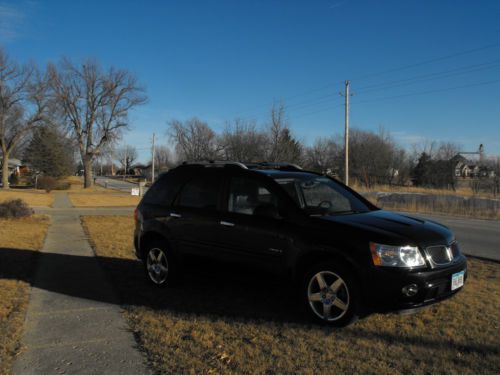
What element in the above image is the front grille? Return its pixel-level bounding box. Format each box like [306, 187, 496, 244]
[425, 241, 461, 267]
[425, 245, 453, 266]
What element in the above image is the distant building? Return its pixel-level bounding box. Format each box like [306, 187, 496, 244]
[0, 157, 22, 177]
[451, 154, 495, 179]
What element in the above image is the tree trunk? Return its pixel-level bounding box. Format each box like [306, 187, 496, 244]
[83, 156, 94, 188]
[1, 153, 9, 190]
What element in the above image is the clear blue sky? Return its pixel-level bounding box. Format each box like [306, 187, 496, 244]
[2, 0, 500, 162]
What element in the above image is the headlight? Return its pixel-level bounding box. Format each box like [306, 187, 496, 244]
[370, 242, 425, 268]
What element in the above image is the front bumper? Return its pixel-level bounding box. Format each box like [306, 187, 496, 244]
[363, 255, 467, 312]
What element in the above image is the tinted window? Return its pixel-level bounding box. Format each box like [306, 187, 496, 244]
[228, 177, 278, 215]
[275, 175, 371, 215]
[142, 172, 182, 206]
[176, 175, 221, 209]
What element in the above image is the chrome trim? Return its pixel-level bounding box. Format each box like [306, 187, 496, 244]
[424, 241, 460, 268]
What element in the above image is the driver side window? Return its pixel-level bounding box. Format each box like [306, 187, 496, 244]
[228, 177, 278, 215]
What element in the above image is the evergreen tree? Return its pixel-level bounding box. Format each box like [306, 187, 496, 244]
[24, 126, 75, 177]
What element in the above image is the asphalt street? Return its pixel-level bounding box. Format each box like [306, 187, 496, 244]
[403, 212, 499, 262]
[95, 176, 140, 192]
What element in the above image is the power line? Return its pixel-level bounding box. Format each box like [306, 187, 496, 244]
[289, 78, 500, 121]
[355, 59, 500, 93]
[350, 41, 500, 83]
[229, 41, 500, 118]
[351, 78, 500, 106]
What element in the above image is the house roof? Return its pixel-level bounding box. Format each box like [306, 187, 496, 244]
[0, 157, 22, 168]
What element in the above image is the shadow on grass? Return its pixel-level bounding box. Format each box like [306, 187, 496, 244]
[0, 247, 302, 323]
[1, 247, 497, 358]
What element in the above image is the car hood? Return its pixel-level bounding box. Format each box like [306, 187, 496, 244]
[317, 209, 454, 247]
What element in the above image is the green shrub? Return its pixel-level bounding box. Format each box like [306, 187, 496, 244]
[0, 199, 33, 218]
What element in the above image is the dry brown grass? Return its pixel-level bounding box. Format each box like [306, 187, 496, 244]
[69, 193, 140, 207]
[353, 182, 497, 199]
[0, 215, 50, 375]
[0, 190, 53, 207]
[363, 194, 500, 219]
[60, 176, 111, 192]
[83, 215, 500, 375]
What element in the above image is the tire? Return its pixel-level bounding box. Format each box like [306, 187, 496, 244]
[143, 240, 180, 287]
[301, 261, 359, 327]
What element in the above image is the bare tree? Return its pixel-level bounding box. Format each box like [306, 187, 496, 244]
[344, 128, 404, 187]
[219, 118, 267, 162]
[304, 137, 340, 174]
[168, 117, 221, 161]
[48, 58, 147, 187]
[154, 145, 172, 172]
[0, 50, 49, 189]
[115, 144, 138, 174]
[435, 142, 462, 160]
[266, 102, 302, 163]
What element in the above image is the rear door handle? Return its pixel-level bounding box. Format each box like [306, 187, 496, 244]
[170, 213, 182, 218]
[220, 221, 235, 227]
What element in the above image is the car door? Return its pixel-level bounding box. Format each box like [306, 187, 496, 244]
[167, 170, 224, 257]
[212, 174, 290, 272]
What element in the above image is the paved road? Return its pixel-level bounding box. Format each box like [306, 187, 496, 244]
[95, 176, 139, 192]
[403, 212, 499, 261]
[14, 193, 149, 374]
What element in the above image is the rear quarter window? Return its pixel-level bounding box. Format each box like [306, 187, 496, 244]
[141, 171, 186, 206]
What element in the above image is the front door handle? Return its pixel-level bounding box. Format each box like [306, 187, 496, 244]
[170, 212, 182, 218]
[220, 221, 235, 227]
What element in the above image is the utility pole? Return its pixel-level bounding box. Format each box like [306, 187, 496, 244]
[151, 133, 156, 183]
[123, 147, 127, 180]
[340, 80, 352, 186]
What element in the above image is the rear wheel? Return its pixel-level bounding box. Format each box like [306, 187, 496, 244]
[143, 240, 179, 287]
[302, 262, 359, 327]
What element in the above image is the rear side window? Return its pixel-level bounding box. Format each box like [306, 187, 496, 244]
[141, 171, 185, 206]
[176, 174, 221, 210]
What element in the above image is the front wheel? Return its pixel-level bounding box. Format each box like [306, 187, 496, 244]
[143, 241, 179, 287]
[302, 262, 359, 327]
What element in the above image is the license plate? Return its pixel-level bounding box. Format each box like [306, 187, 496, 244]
[451, 271, 465, 291]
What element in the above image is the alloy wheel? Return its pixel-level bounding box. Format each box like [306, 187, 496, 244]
[146, 248, 169, 285]
[307, 271, 350, 321]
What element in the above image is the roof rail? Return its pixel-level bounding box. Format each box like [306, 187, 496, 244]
[181, 160, 248, 169]
[252, 162, 303, 171]
[180, 160, 303, 171]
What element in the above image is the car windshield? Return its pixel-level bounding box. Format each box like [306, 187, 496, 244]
[274, 175, 372, 216]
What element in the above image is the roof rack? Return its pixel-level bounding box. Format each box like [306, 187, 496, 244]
[180, 160, 303, 171]
[181, 160, 248, 169]
[249, 162, 303, 171]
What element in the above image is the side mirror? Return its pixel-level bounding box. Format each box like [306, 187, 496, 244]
[254, 204, 280, 219]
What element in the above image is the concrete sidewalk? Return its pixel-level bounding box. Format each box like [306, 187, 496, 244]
[14, 193, 149, 374]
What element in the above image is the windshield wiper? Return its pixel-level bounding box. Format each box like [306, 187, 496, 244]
[326, 209, 366, 215]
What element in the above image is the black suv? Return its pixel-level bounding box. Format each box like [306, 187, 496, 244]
[134, 161, 467, 326]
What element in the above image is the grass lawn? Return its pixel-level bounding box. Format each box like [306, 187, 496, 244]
[0, 215, 50, 375]
[83, 215, 500, 374]
[353, 182, 499, 199]
[0, 190, 53, 207]
[69, 193, 140, 207]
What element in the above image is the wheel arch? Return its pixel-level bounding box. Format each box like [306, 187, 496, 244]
[138, 231, 173, 259]
[294, 249, 362, 284]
